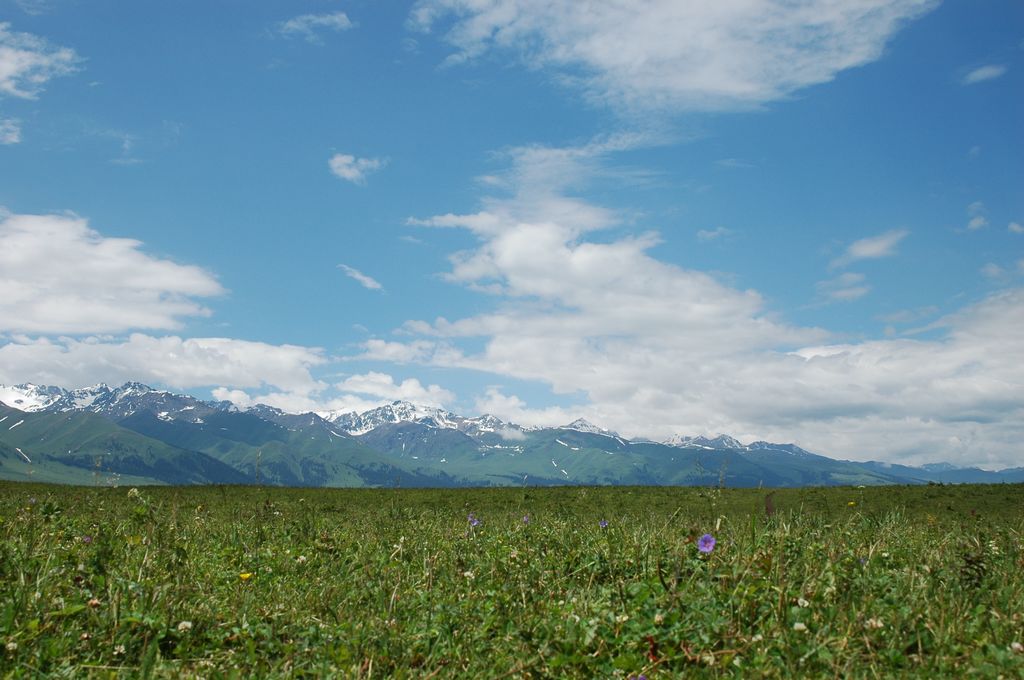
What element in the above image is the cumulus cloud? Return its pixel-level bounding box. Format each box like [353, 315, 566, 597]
[1009, 222, 1023, 234]
[278, 11, 353, 44]
[338, 264, 383, 290]
[0, 211, 224, 334]
[0, 22, 80, 99]
[328, 153, 385, 184]
[336, 371, 455, 407]
[0, 334, 327, 395]
[411, 0, 937, 113]
[961, 64, 1007, 85]
[830, 229, 909, 269]
[355, 138, 1024, 468]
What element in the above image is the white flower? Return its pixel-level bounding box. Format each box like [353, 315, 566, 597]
[177, 621, 193, 633]
[1011, 641, 1023, 654]
[865, 617, 885, 630]
[296, 555, 307, 564]
[5, 642, 17, 652]
[797, 597, 809, 608]
[793, 622, 808, 632]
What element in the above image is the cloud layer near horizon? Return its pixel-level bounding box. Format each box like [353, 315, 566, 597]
[365, 140, 1024, 469]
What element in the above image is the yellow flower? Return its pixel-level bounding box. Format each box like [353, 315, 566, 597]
[239, 572, 253, 581]
[847, 501, 856, 507]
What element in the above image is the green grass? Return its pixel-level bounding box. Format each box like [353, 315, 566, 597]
[0, 482, 1022, 677]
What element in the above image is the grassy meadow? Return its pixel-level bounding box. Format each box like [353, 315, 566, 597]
[0, 481, 1022, 678]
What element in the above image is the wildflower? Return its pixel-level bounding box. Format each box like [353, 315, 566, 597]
[793, 622, 808, 632]
[1010, 641, 1023, 654]
[87, 598, 101, 608]
[127, 488, 139, 498]
[522, 515, 530, 524]
[113, 644, 126, 656]
[698, 533, 716, 553]
[847, 501, 856, 507]
[296, 555, 307, 564]
[865, 617, 885, 630]
[462, 570, 475, 580]
[599, 519, 609, 529]
[80, 633, 91, 641]
[751, 633, 764, 642]
[627, 675, 647, 680]
[653, 613, 664, 625]
[81, 535, 93, 545]
[797, 597, 809, 608]
[177, 621, 193, 633]
[468, 513, 481, 527]
[5, 642, 16, 652]
[239, 572, 253, 581]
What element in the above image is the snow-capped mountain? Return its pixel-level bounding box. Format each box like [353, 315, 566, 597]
[2, 381, 1019, 488]
[0, 382, 221, 422]
[664, 434, 745, 450]
[560, 418, 620, 437]
[0, 383, 67, 412]
[745, 441, 818, 458]
[321, 400, 519, 437]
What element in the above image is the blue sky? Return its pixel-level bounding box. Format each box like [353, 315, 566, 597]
[1, 0, 1022, 468]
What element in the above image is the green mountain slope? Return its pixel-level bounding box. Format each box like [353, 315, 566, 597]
[0, 404, 249, 485]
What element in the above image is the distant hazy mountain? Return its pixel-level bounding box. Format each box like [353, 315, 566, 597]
[1, 382, 1020, 488]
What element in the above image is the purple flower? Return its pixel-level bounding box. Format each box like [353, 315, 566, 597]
[468, 513, 481, 527]
[81, 535, 93, 545]
[698, 533, 716, 553]
[522, 515, 530, 524]
[599, 519, 609, 529]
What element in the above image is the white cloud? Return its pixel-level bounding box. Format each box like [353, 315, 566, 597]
[0, 211, 224, 334]
[830, 229, 909, 268]
[968, 216, 988, 231]
[328, 153, 385, 184]
[0, 117, 19, 144]
[0, 22, 80, 99]
[359, 138, 1024, 468]
[966, 201, 988, 231]
[980, 263, 1005, 280]
[0, 334, 326, 395]
[961, 64, 1007, 85]
[411, 0, 937, 113]
[338, 264, 383, 291]
[336, 371, 455, 407]
[816, 272, 870, 302]
[278, 12, 353, 44]
[1008, 222, 1023, 234]
[697, 227, 732, 242]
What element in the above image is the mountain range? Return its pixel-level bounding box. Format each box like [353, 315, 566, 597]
[1, 382, 1021, 488]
